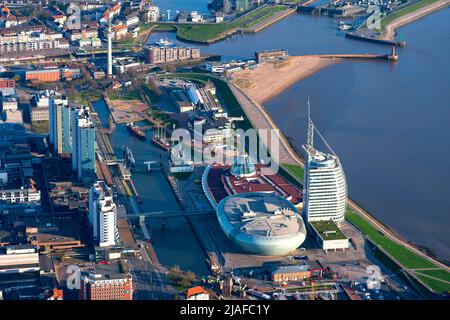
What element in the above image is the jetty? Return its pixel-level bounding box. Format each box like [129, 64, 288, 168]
[345, 32, 406, 47]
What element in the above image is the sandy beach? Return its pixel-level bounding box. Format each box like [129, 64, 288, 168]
[230, 56, 338, 104]
[380, 0, 450, 40]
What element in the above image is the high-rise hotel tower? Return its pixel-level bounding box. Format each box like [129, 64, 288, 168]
[302, 105, 347, 225]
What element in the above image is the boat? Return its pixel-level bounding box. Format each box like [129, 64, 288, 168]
[338, 21, 352, 31]
[127, 122, 146, 140]
[169, 144, 194, 173]
[125, 147, 136, 167]
[151, 126, 170, 150]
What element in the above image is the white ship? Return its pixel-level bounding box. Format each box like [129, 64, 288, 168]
[169, 146, 194, 173]
[338, 21, 352, 31]
[126, 147, 136, 167]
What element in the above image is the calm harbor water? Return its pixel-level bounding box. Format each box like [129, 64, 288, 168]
[92, 99, 209, 275]
[147, 6, 450, 260]
[154, 0, 210, 15]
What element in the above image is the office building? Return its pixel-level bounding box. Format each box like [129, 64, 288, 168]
[49, 94, 71, 155]
[0, 245, 40, 289]
[32, 90, 66, 133]
[80, 271, 133, 300]
[89, 181, 118, 247]
[72, 107, 95, 180]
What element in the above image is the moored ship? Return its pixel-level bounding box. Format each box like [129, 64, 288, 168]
[127, 122, 146, 140]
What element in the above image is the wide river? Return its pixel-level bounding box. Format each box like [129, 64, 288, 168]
[148, 3, 450, 261]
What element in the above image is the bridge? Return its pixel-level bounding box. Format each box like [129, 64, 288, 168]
[128, 210, 215, 220]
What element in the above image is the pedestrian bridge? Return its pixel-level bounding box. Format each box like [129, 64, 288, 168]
[128, 210, 215, 220]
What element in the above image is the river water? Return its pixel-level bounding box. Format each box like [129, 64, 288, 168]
[146, 5, 450, 260]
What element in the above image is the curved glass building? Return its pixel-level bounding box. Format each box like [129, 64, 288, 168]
[302, 145, 347, 225]
[216, 193, 307, 255]
[230, 154, 256, 178]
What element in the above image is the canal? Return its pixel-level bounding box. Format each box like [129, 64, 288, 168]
[92, 99, 210, 275]
[147, 6, 450, 260]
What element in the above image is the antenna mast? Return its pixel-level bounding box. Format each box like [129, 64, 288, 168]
[307, 96, 314, 148]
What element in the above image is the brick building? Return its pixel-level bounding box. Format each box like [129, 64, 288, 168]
[80, 272, 133, 300]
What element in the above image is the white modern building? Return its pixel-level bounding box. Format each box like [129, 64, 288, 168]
[302, 144, 347, 225]
[147, 5, 160, 22]
[89, 181, 118, 247]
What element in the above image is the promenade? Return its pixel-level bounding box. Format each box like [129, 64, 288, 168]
[228, 80, 450, 292]
[380, 0, 450, 40]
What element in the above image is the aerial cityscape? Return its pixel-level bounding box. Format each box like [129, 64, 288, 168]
[0, 0, 448, 305]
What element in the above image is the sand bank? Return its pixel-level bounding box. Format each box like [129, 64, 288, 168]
[230, 56, 338, 104]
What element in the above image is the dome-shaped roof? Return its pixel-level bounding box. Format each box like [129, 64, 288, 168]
[230, 154, 256, 178]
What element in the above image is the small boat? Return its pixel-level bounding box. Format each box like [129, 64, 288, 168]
[338, 21, 352, 31]
[127, 122, 146, 140]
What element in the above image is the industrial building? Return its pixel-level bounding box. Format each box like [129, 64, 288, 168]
[0, 245, 40, 289]
[255, 49, 288, 63]
[25, 68, 80, 83]
[216, 192, 307, 255]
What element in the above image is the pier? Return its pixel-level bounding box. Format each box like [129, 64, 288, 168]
[309, 48, 399, 62]
[345, 32, 407, 47]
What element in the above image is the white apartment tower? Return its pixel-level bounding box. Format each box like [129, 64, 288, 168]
[89, 181, 119, 247]
[107, 25, 113, 77]
[302, 103, 347, 225]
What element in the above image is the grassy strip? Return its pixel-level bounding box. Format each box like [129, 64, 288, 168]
[380, 0, 439, 29]
[156, 5, 289, 43]
[345, 209, 436, 269]
[281, 163, 304, 184]
[415, 274, 450, 293]
[415, 269, 450, 282]
[108, 89, 142, 101]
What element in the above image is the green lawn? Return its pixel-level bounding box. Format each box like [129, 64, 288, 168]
[346, 209, 436, 269]
[165, 5, 289, 43]
[109, 89, 142, 101]
[380, 0, 439, 29]
[281, 163, 304, 184]
[415, 269, 450, 282]
[310, 220, 347, 241]
[415, 274, 450, 293]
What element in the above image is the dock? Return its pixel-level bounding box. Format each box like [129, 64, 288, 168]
[307, 47, 399, 62]
[345, 32, 406, 47]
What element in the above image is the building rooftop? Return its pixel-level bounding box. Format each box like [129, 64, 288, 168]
[187, 286, 208, 299]
[206, 163, 303, 206]
[273, 265, 309, 275]
[309, 220, 347, 241]
[219, 193, 301, 238]
[230, 154, 256, 178]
